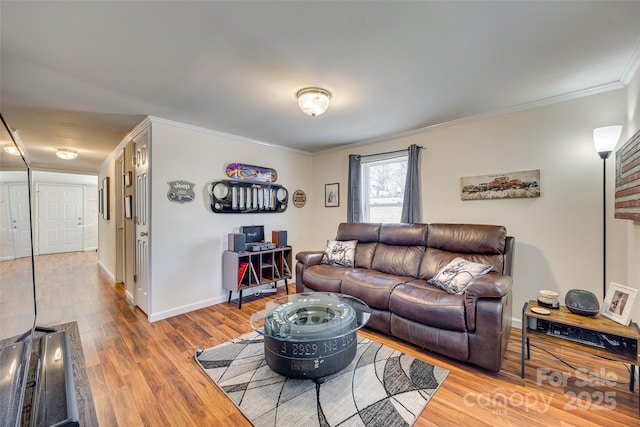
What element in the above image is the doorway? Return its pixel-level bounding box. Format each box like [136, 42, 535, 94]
[37, 184, 84, 255]
[7, 183, 32, 258]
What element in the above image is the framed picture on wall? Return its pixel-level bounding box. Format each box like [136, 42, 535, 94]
[124, 195, 132, 219]
[123, 170, 132, 187]
[600, 282, 638, 326]
[102, 177, 110, 220]
[325, 183, 339, 207]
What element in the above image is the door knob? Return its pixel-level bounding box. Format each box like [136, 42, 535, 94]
[140, 232, 148, 237]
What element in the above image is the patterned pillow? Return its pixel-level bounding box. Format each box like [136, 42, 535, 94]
[428, 257, 493, 295]
[320, 240, 357, 268]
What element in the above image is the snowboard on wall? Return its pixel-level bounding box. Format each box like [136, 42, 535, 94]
[225, 163, 278, 183]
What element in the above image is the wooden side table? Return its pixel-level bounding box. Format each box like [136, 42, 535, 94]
[522, 300, 640, 415]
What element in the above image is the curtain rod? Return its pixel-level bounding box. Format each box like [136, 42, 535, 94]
[356, 145, 424, 159]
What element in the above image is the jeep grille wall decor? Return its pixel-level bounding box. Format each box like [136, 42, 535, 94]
[210, 180, 288, 213]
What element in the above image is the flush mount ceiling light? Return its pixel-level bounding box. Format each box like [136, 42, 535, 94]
[297, 87, 331, 117]
[56, 148, 78, 160]
[3, 144, 20, 156]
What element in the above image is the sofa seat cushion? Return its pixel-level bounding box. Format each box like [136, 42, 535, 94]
[391, 315, 469, 363]
[302, 264, 354, 293]
[389, 280, 467, 332]
[341, 270, 410, 310]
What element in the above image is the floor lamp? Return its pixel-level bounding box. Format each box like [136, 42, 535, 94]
[593, 125, 623, 298]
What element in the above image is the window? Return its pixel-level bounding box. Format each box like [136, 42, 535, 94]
[361, 155, 407, 223]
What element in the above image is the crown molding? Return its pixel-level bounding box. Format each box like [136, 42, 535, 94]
[620, 37, 640, 85]
[148, 116, 312, 156]
[315, 80, 628, 156]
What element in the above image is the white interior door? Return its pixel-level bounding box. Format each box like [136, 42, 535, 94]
[134, 131, 150, 314]
[8, 183, 32, 259]
[37, 184, 84, 255]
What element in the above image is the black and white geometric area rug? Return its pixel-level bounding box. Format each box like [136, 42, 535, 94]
[195, 331, 448, 427]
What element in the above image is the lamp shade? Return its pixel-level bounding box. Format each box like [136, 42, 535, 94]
[297, 87, 331, 117]
[593, 126, 622, 159]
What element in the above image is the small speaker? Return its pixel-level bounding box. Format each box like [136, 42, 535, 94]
[272, 230, 287, 248]
[528, 317, 537, 330]
[228, 233, 246, 252]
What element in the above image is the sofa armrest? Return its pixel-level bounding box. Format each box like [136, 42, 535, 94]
[465, 272, 513, 299]
[464, 272, 513, 333]
[296, 251, 325, 267]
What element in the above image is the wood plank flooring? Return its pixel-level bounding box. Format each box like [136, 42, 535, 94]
[21, 252, 640, 425]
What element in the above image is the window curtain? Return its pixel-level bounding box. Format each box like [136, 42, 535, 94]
[347, 154, 362, 223]
[400, 144, 422, 223]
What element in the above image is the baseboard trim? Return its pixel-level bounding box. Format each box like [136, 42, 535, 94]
[148, 296, 227, 322]
[97, 261, 115, 283]
[147, 282, 293, 322]
[124, 289, 135, 305]
[512, 316, 522, 330]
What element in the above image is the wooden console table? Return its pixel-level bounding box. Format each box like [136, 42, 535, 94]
[522, 300, 640, 414]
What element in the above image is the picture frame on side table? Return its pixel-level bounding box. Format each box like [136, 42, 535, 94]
[601, 282, 637, 326]
[325, 183, 339, 207]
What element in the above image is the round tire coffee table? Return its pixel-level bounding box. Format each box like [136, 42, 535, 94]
[250, 292, 370, 383]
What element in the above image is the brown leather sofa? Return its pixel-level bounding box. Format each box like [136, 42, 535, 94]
[295, 222, 514, 372]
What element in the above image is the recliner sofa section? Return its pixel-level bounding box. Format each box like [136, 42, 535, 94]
[295, 222, 514, 371]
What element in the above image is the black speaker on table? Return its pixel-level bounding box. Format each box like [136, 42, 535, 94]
[272, 230, 287, 248]
[228, 233, 246, 252]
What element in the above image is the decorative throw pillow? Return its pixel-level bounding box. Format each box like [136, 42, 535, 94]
[320, 240, 357, 268]
[428, 257, 493, 295]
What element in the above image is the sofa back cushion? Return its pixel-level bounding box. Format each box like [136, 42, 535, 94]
[370, 224, 428, 277]
[419, 224, 508, 279]
[336, 223, 381, 269]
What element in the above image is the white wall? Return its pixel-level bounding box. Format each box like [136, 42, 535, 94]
[147, 119, 314, 320]
[308, 90, 629, 323]
[98, 159, 117, 282]
[98, 71, 639, 325]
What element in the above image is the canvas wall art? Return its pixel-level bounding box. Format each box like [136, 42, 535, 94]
[461, 169, 540, 200]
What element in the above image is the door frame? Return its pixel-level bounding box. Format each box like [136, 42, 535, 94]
[115, 152, 125, 284]
[35, 183, 85, 255]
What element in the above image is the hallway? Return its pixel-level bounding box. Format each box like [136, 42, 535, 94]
[33, 251, 256, 426]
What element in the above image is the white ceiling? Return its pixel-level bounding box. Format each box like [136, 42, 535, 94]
[1, 1, 639, 173]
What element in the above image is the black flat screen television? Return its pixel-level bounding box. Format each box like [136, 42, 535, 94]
[241, 225, 265, 243]
[0, 113, 37, 427]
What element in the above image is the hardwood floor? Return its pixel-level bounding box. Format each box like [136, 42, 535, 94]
[25, 252, 640, 426]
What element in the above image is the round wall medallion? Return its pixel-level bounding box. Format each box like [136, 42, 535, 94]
[292, 190, 307, 208]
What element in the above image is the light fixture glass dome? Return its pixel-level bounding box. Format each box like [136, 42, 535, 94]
[56, 148, 78, 160]
[297, 87, 331, 117]
[3, 144, 20, 156]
